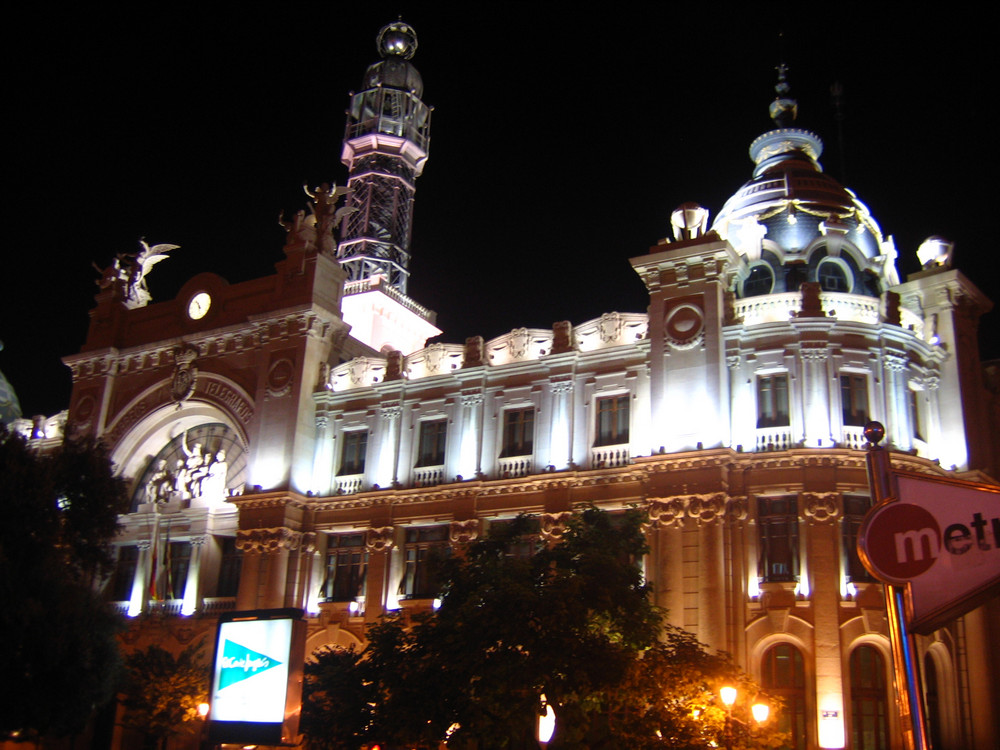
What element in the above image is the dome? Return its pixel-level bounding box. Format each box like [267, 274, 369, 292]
[362, 21, 424, 96]
[712, 69, 898, 299]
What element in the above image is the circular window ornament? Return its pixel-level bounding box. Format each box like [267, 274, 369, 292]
[187, 292, 212, 320]
[664, 304, 704, 350]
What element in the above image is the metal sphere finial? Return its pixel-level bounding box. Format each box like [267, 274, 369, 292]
[863, 421, 886, 447]
[377, 20, 418, 60]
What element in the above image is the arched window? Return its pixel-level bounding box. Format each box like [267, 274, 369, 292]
[924, 653, 944, 750]
[818, 258, 852, 293]
[761, 643, 807, 749]
[850, 645, 889, 750]
[743, 263, 775, 297]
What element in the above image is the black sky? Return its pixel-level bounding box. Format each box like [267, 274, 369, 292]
[5, 5, 995, 417]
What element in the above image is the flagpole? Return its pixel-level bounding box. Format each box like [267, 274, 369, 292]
[863, 421, 928, 750]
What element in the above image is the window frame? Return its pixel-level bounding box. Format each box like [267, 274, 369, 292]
[338, 429, 369, 476]
[595, 393, 630, 447]
[840, 373, 870, 427]
[398, 526, 450, 599]
[758, 496, 800, 583]
[416, 419, 448, 467]
[322, 533, 368, 603]
[757, 373, 790, 428]
[500, 406, 535, 458]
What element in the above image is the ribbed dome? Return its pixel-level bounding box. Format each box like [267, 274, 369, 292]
[711, 67, 898, 299]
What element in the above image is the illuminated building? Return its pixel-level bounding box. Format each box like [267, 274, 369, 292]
[40, 22, 999, 750]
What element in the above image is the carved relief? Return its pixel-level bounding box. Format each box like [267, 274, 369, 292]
[266, 358, 295, 398]
[236, 527, 302, 553]
[664, 303, 705, 350]
[725, 496, 749, 522]
[551, 321, 574, 354]
[686, 493, 726, 525]
[598, 313, 622, 343]
[366, 526, 395, 553]
[802, 492, 840, 524]
[541, 512, 573, 541]
[171, 346, 198, 404]
[463, 336, 485, 368]
[647, 497, 688, 528]
[450, 519, 480, 544]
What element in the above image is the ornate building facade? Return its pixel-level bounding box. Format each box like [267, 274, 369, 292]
[45, 22, 1000, 750]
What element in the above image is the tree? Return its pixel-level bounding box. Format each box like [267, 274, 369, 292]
[120, 641, 210, 750]
[301, 508, 787, 749]
[0, 427, 130, 740]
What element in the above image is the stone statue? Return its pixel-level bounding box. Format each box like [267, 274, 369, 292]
[94, 240, 178, 308]
[279, 209, 317, 254]
[303, 182, 354, 256]
[200, 450, 229, 501]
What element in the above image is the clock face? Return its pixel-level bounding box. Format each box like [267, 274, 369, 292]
[187, 292, 212, 320]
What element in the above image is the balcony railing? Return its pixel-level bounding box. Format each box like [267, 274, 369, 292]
[498, 455, 532, 478]
[591, 444, 630, 468]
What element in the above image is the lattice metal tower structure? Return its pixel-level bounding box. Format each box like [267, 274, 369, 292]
[337, 20, 431, 297]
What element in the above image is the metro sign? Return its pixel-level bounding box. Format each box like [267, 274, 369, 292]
[859, 471, 1000, 633]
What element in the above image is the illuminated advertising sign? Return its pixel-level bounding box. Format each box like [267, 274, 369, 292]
[859, 472, 1000, 633]
[208, 608, 305, 745]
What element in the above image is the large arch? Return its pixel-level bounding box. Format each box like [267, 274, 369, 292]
[109, 397, 250, 497]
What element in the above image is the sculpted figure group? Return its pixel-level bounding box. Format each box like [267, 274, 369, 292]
[143, 432, 229, 504]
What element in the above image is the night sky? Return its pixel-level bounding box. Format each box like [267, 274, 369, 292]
[5, 6, 995, 418]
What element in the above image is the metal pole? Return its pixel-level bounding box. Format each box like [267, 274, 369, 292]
[863, 422, 928, 750]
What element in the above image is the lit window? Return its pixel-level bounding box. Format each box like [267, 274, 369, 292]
[596, 395, 630, 446]
[762, 644, 808, 749]
[758, 497, 799, 583]
[757, 375, 790, 428]
[399, 526, 449, 599]
[850, 646, 889, 750]
[417, 420, 447, 466]
[321, 533, 367, 602]
[842, 496, 874, 583]
[501, 407, 535, 457]
[818, 258, 851, 292]
[840, 374, 870, 427]
[339, 430, 368, 475]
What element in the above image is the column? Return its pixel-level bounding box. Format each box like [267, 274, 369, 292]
[181, 535, 206, 616]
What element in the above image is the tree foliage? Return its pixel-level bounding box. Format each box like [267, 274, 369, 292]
[120, 641, 210, 750]
[0, 427, 129, 740]
[301, 508, 787, 750]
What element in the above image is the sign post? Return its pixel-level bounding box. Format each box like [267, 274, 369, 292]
[861, 422, 928, 750]
[859, 421, 1000, 750]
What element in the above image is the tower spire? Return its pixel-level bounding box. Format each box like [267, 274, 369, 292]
[337, 20, 431, 297]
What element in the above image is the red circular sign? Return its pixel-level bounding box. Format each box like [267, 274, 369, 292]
[864, 503, 941, 582]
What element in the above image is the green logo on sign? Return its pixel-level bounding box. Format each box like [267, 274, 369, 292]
[218, 639, 282, 689]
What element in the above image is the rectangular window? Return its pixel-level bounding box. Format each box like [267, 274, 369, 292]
[339, 430, 368, 475]
[843, 496, 874, 583]
[501, 407, 535, 457]
[758, 497, 799, 583]
[216, 536, 242, 598]
[417, 420, 447, 466]
[489, 517, 543, 559]
[109, 546, 138, 602]
[757, 375, 790, 428]
[322, 533, 368, 602]
[167, 541, 191, 600]
[595, 394, 630, 446]
[399, 526, 449, 599]
[841, 374, 870, 427]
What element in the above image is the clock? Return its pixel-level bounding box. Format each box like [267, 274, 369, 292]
[187, 292, 212, 320]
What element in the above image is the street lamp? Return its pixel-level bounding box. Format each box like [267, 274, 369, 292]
[719, 686, 769, 749]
